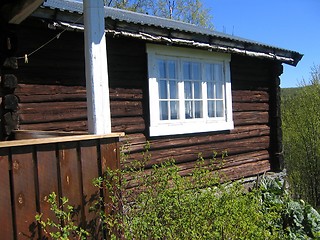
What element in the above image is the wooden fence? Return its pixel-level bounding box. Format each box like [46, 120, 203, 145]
[0, 131, 123, 239]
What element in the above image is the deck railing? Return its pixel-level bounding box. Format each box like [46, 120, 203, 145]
[0, 130, 124, 239]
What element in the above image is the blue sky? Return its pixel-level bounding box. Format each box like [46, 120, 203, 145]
[204, 0, 320, 88]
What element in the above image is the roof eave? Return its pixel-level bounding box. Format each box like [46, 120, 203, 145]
[30, 5, 303, 66]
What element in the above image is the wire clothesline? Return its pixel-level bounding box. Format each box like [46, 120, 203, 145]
[16, 16, 83, 63]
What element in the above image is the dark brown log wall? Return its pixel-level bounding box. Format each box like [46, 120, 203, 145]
[10, 18, 283, 181]
[0, 19, 20, 139]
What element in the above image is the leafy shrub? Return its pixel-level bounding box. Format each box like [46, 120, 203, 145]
[282, 65, 320, 209]
[35, 192, 89, 240]
[258, 177, 320, 239]
[95, 154, 320, 239]
[37, 150, 320, 239]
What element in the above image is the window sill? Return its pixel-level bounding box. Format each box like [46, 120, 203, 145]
[149, 121, 234, 137]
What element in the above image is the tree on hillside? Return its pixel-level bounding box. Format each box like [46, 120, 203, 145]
[104, 0, 213, 27]
[282, 65, 320, 210]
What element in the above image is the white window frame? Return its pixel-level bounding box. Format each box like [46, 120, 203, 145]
[147, 44, 234, 136]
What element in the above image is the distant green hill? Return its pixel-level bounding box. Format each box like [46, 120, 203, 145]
[281, 87, 303, 101]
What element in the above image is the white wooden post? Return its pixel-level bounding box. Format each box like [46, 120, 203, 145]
[83, 0, 111, 134]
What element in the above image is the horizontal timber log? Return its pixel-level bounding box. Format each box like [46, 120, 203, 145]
[232, 80, 270, 91]
[233, 111, 269, 126]
[219, 159, 271, 181]
[123, 124, 270, 153]
[125, 151, 270, 188]
[109, 88, 143, 100]
[19, 101, 143, 124]
[178, 151, 270, 177]
[19, 120, 88, 131]
[16, 84, 143, 102]
[232, 90, 269, 103]
[175, 150, 269, 174]
[110, 101, 143, 117]
[126, 135, 270, 167]
[112, 117, 145, 133]
[232, 102, 269, 112]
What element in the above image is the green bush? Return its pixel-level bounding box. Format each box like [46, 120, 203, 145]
[94, 155, 320, 239]
[37, 149, 320, 239]
[282, 65, 320, 210]
[35, 192, 89, 240]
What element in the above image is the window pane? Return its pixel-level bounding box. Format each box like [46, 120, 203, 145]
[159, 80, 167, 99]
[192, 62, 201, 80]
[185, 101, 193, 119]
[170, 101, 179, 120]
[208, 100, 214, 118]
[214, 64, 223, 82]
[207, 82, 214, 99]
[205, 64, 213, 81]
[183, 62, 191, 80]
[194, 82, 202, 99]
[184, 81, 192, 99]
[160, 101, 168, 120]
[216, 82, 223, 99]
[158, 60, 166, 78]
[195, 101, 203, 118]
[168, 61, 176, 79]
[216, 100, 224, 117]
[169, 81, 178, 99]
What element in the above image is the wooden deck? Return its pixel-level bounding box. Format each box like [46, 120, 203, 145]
[0, 131, 124, 239]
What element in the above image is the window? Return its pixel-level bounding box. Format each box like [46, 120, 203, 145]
[147, 44, 233, 136]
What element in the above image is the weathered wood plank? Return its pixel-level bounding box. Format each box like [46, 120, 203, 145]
[100, 139, 119, 173]
[19, 120, 88, 132]
[79, 140, 100, 234]
[126, 151, 270, 189]
[16, 84, 142, 103]
[0, 148, 14, 240]
[19, 109, 86, 124]
[36, 144, 59, 239]
[11, 146, 38, 240]
[233, 102, 269, 112]
[58, 142, 83, 225]
[125, 125, 270, 153]
[16, 84, 86, 96]
[109, 88, 143, 100]
[171, 150, 270, 178]
[100, 138, 120, 217]
[18, 98, 142, 126]
[127, 135, 270, 167]
[233, 111, 269, 126]
[219, 159, 271, 181]
[19, 102, 87, 114]
[232, 90, 269, 103]
[112, 116, 146, 133]
[110, 101, 143, 117]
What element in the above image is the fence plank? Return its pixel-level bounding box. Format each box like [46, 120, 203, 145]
[100, 138, 121, 238]
[100, 139, 119, 172]
[58, 142, 83, 226]
[80, 140, 101, 237]
[36, 144, 59, 238]
[11, 146, 38, 240]
[0, 134, 121, 239]
[0, 148, 14, 240]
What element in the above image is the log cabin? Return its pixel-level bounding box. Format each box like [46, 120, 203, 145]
[0, 0, 303, 181]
